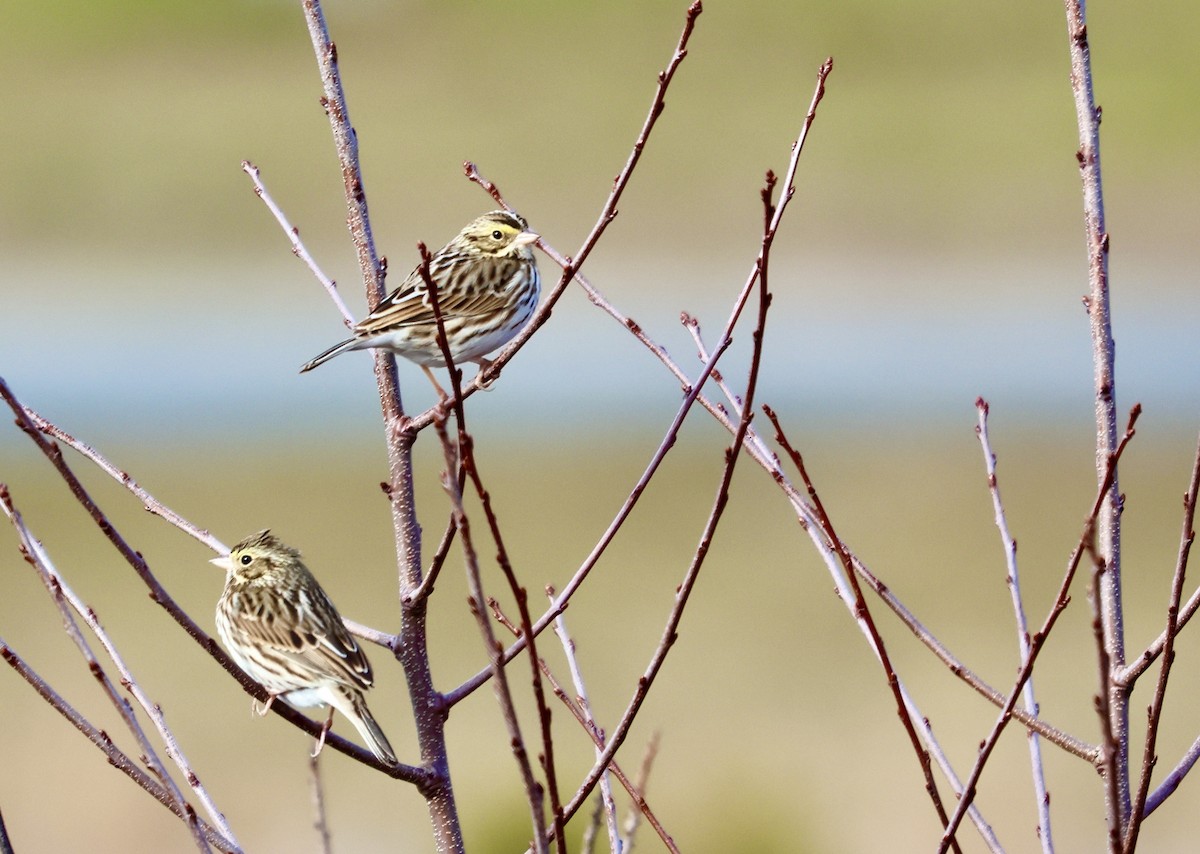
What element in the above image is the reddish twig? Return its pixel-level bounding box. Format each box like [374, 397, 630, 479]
[432, 418, 547, 854]
[0, 379, 423, 780]
[1123, 430, 1200, 851]
[535, 137, 781, 844]
[0, 638, 238, 853]
[430, 0, 707, 428]
[936, 406, 1141, 854]
[766, 413, 962, 853]
[489, 600, 678, 853]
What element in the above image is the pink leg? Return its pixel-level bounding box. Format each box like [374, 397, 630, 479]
[311, 707, 335, 758]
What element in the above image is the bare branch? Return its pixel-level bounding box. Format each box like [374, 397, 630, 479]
[241, 159, 355, 326]
[309, 755, 333, 854]
[550, 593, 619, 851]
[489, 601, 678, 854]
[296, 5, 461, 844]
[415, 0, 707, 427]
[1, 490, 223, 853]
[1063, 0, 1129, 824]
[433, 420, 547, 854]
[0, 379, 424, 780]
[976, 400, 1055, 852]
[936, 407, 1142, 853]
[1123, 430, 1200, 851]
[0, 638, 238, 853]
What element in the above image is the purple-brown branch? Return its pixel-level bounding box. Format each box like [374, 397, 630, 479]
[417, 243, 565, 851]
[765, 411, 962, 852]
[1123, 430, 1200, 851]
[0, 639, 238, 853]
[1, 378, 424, 780]
[298, 4, 462, 847]
[432, 419, 547, 854]
[490, 599, 678, 853]
[936, 406, 1141, 854]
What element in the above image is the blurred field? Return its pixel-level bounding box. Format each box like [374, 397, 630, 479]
[4, 423, 1200, 852]
[3, 0, 1200, 852]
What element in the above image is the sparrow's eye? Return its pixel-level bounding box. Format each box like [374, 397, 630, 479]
[240, 554, 252, 566]
[492, 230, 503, 240]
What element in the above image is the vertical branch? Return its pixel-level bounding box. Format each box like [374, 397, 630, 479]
[418, 245, 566, 852]
[299, 2, 461, 848]
[975, 400, 1054, 853]
[434, 421, 548, 854]
[309, 755, 333, 854]
[936, 408, 1140, 854]
[1063, 0, 1128, 820]
[1087, 538, 1122, 854]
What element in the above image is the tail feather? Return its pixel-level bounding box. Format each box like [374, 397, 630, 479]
[344, 691, 397, 765]
[300, 337, 360, 373]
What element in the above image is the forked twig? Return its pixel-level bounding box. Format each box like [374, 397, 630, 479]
[488, 600, 677, 853]
[309, 754, 333, 854]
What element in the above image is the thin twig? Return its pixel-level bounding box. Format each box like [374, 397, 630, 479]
[0, 380, 424, 780]
[0, 638, 239, 853]
[241, 159, 354, 326]
[489, 601, 678, 854]
[1144, 734, 1200, 817]
[310, 754, 333, 854]
[450, 53, 831, 711]
[433, 419, 547, 854]
[1123, 430, 1200, 851]
[936, 407, 1141, 854]
[1, 491, 220, 854]
[620, 733, 661, 853]
[536, 128, 781, 845]
[428, 0, 707, 427]
[15, 396, 394, 649]
[550, 591, 620, 852]
[976, 400, 1055, 853]
[765, 410, 963, 853]
[418, 243, 566, 853]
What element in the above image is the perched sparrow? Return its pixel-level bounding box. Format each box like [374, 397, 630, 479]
[212, 530, 396, 765]
[301, 210, 540, 389]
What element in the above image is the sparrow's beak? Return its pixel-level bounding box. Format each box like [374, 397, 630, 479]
[513, 230, 540, 247]
[210, 555, 234, 572]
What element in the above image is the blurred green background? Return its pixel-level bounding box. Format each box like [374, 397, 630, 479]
[3, 1, 1200, 851]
